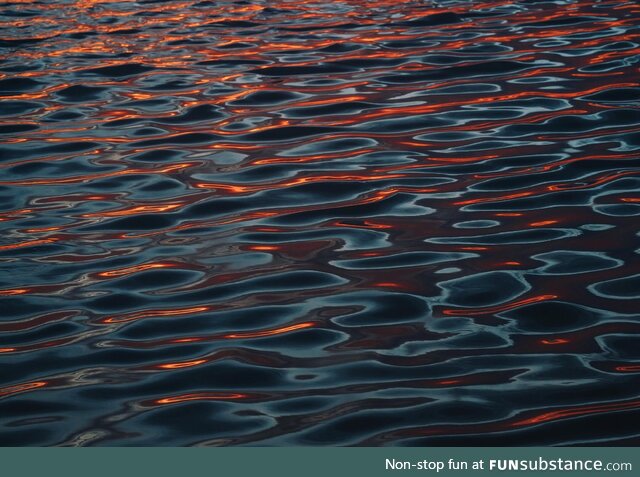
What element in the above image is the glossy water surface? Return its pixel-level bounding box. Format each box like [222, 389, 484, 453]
[1, 0, 640, 446]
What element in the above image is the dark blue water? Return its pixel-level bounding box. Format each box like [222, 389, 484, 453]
[1, 0, 640, 446]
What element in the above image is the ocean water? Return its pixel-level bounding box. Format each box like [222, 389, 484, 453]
[1, 0, 640, 446]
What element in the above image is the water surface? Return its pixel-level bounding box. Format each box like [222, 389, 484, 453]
[1, 0, 640, 446]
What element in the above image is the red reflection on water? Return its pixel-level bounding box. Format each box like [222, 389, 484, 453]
[150, 392, 252, 406]
[99, 305, 211, 324]
[0, 238, 59, 251]
[155, 359, 209, 370]
[615, 365, 640, 372]
[512, 399, 640, 427]
[539, 338, 570, 345]
[442, 295, 558, 317]
[0, 381, 49, 398]
[223, 321, 316, 339]
[96, 261, 182, 278]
